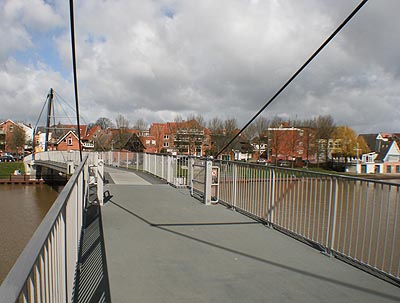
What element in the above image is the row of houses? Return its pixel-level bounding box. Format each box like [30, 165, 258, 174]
[1, 118, 400, 174]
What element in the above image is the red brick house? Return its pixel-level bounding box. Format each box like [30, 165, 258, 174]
[267, 126, 317, 164]
[48, 124, 95, 151]
[0, 119, 33, 154]
[56, 130, 81, 151]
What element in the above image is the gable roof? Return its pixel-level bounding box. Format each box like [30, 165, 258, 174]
[122, 133, 145, 152]
[358, 134, 379, 152]
[56, 130, 80, 145]
[84, 125, 103, 140]
[375, 141, 400, 162]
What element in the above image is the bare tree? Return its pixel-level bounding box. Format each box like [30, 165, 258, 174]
[95, 117, 114, 130]
[114, 114, 130, 150]
[270, 116, 284, 128]
[187, 113, 206, 127]
[135, 118, 148, 131]
[208, 117, 224, 133]
[174, 114, 183, 123]
[223, 117, 237, 135]
[152, 124, 164, 153]
[314, 115, 335, 164]
[242, 124, 256, 142]
[115, 114, 130, 129]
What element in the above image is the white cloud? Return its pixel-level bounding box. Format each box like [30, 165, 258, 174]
[3, 0, 62, 31]
[1, 0, 400, 133]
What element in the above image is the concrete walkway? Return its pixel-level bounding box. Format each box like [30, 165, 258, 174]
[101, 168, 400, 303]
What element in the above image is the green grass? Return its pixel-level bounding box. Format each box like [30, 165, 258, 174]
[0, 162, 25, 178]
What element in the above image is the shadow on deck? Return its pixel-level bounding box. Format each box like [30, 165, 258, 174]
[73, 193, 111, 303]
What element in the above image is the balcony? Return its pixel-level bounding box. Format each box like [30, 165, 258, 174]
[82, 142, 95, 149]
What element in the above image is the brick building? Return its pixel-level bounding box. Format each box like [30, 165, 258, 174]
[0, 119, 33, 155]
[149, 120, 210, 156]
[267, 125, 317, 164]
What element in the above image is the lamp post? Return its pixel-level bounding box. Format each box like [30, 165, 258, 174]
[353, 142, 361, 174]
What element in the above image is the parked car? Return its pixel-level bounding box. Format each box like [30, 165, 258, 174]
[0, 155, 16, 162]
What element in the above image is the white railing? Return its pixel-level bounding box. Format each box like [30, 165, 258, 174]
[0, 153, 104, 302]
[99, 151, 191, 188]
[30, 150, 98, 167]
[101, 150, 400, 284]
[214, 160, 400, 284]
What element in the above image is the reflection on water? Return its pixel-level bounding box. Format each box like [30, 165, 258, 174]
[0, 184, 60, 284]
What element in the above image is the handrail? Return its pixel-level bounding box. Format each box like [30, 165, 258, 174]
[0, 155, 89, 302]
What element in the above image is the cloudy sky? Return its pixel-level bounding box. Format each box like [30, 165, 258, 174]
[0, 0, 399, 133]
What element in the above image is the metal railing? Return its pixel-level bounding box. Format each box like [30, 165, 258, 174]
[0, 154, 95, 302]
[214, 160, 400, 284]
[99, 151, 191, 188]
[30, 151, 98, 166]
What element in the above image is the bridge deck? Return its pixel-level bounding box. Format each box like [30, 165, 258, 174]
[101, 167, 400, 303]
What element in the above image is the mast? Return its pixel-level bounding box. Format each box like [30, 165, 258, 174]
[44, 88, 54, 151]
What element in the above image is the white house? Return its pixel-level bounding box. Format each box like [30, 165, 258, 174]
[360, 141, 400, 174]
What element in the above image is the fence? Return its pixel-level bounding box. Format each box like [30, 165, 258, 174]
[0, 155, 94, 302]
[99, 151, 192, 188]
[101, 151, 399, 284]
[30, 151, 98, 167]
[214, 160, 400, 284]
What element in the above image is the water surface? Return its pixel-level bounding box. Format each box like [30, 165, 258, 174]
[0, 184, 60, 283]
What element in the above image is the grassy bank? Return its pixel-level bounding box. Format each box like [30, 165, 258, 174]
[0, 162, 25, 178]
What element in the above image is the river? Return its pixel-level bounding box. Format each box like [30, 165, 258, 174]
[0, 184, 60, 284]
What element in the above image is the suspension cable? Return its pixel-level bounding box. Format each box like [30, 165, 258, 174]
[69, 0, 83, 161]
[214, 0, 369, 158]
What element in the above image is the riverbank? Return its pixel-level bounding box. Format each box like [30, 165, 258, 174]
[0, 175, 44, 185]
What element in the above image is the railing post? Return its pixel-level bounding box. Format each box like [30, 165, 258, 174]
[144, 154, 148, 172]
[270, 169, 276, 225]
[166, 156, 171, 183]
[189, 157, 195, 193]
[232, 163, 237, 209]
[161, 156, 164, 179]
[97, 158, 104, 206]
[204, 160, 212, 205]
[326, 177, 339, 255]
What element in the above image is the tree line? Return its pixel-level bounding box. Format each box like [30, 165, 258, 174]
[90, 114, 369, 161]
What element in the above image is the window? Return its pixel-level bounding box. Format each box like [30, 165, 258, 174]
[152, 140, 156, 145]
[387, 165, 392, 173]
[396, 165, 400, 173]
[67, 138, 73, 146]
[9, 125, 13, 132]
[222, 155, 230, 161]
[164, 135, 169, 140]
[163, 142, 169, 147]
[145, 140, 150, 145]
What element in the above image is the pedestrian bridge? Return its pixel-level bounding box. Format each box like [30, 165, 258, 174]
[1, 151, 400, 302]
